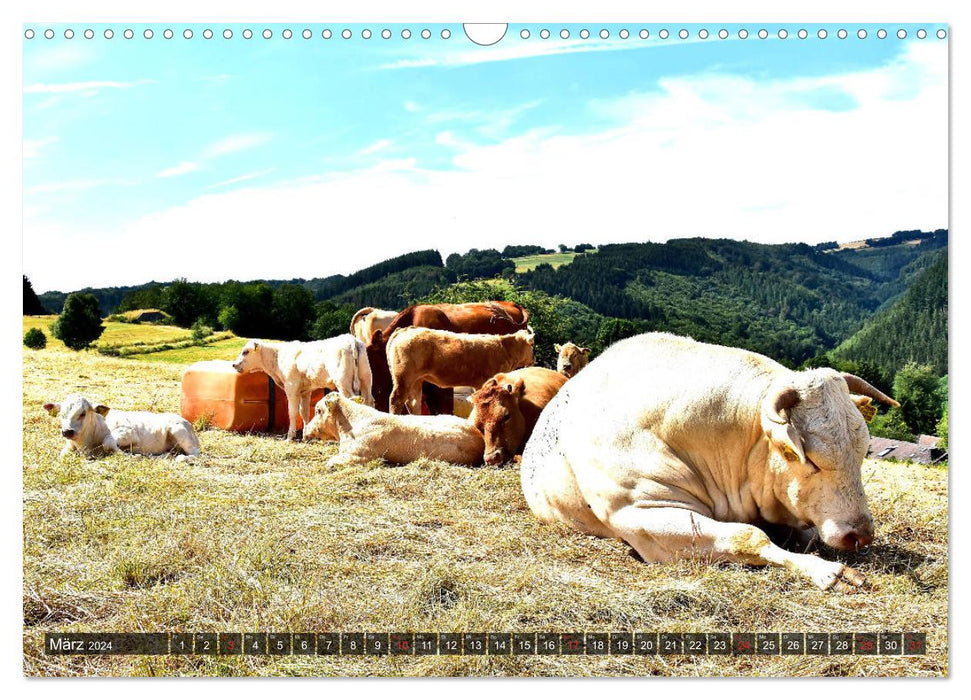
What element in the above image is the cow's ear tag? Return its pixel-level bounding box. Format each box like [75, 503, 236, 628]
[781, 444, 800, 462]
[350, 395, 365, 405]
[852, 395, 877, 423]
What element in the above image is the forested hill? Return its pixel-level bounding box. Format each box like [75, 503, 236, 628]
[834, 250, 947, 377]
[34, 230, 946, 378]
[517, 235, 946, 367]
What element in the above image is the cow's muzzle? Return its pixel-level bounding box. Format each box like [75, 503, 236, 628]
[61, 429, 75, 438]
[484, 448, 510, 466]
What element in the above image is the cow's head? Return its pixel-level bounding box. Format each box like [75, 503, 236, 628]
[366, 329, 392, 412]
[231, 340, 262, 373]
[555, 342, 590, 378]
[43, 394, 109, 442]
[760, 369, 899, 551]
[469, 376, 527, 465]
[304, 392, 342, 441]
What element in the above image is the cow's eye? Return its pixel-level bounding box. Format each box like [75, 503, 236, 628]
[78, 411, 86, 419]
[242, 350, 248, 356]
[805, 459, 820, 473]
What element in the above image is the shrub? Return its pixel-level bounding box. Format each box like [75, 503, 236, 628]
[937, 407, 948, 451]
[869, 407, 915, 442]
[51, 293, 104, 350]
[191, 320, 213, 341]
[893, 362, 946, 436]
[23, 327, 47, 349]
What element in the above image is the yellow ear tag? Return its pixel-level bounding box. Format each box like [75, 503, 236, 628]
[781, 444, 799, 462]
[350, 395, 365, 405]
[857, 402, 877, 423]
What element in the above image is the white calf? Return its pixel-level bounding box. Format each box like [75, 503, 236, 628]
[305, 393, 485, 468]
[43, 394, 200, 461]
[232, 334, 373, 440]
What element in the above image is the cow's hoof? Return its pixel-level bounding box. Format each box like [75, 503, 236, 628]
[816, 563, 867, 592]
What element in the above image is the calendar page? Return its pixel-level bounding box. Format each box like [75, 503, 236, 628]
[22, 20, 948, 678]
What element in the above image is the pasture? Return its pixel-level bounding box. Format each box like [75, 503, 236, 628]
[512, 251, 589, 273]
[23, 315, 198, 353]
[22, 338, 948, 677]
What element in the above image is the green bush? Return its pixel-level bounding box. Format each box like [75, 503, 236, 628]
[869, 407, 915, 442]
[23, 327, 47, 349]
[191, 320, 213, 341]
[893, 362, 946, 436]
[937, 407, 948, 451]
[51, 293, 104, 350]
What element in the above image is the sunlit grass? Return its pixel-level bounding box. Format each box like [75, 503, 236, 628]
[23, 347, 947, 677]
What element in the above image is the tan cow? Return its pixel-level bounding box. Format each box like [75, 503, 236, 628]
[349, 307, 398, 345]
[469, 367, 567, 466]
[232, 334, 373, 440]
[304, 393, 485, 467]
[521, 332, 899, 592]
[386, 327, 535, 415]
[555, 342, 590, 378]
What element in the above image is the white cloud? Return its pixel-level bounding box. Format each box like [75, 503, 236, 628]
[157, 161, 200, 178]
[403, 101, 420, 112]
[206, 169, 275, 190]
[203, 133, 272, 158]
[23, 79, 156, 95]
[23, 136, 58, 159]
[378, 36, 706, 70]
[23, 42, 947, 291]
[358, 139, 394, 156]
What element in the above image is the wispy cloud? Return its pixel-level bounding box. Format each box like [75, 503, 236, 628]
[358, 139, 393, 156]
[403, 101, 420, 112]
[206, 169, 275, 190]
[23, 136, 58, 159]
[157, 161, 200, 178]
[157, 133, 273, 179]
[378, 37, 687, 70]
[24, 79, 156, 95]
[203, 132, 272, 158]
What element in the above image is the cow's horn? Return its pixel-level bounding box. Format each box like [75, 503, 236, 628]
[841, 373, 900, 407]
[765, 387, 801, 424]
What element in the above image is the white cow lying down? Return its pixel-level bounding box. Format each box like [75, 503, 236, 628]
[232, 334, 373, 441]
[521, 332, 899, 592]
[43, 394, 200, 461]
[305, 393, 485, 468]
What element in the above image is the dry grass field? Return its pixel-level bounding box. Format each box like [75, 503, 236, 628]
[22, 339, 948, 677]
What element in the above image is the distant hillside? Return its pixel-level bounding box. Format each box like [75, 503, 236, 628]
[834, 250, 947, 377]
[32, 230, 946, 380]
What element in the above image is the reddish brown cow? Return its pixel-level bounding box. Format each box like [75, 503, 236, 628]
[366, 301, 530, 412]
[469, 367, 567, 465]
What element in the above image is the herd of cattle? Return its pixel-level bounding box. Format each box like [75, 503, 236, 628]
[41, 300, 902, 591]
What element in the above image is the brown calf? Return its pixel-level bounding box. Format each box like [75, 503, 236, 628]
[469, 367, 567, 466]
[387, 327, 535, 415]
[367, 301, 530, 412]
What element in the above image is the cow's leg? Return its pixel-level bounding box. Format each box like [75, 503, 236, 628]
[389, 379, 414, 415]
[299, 392, 313, 430]
[284, 387, 301, 440]
[101, 435, 123, 455]
[170, 424, 200, 462]
[607, 506, 866, 592]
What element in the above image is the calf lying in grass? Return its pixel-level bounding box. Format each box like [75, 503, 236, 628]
[43, 394, 200, 461]
[304, 393, 485, 468]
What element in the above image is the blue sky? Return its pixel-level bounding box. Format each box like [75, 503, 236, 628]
[23, 23, 948, 292]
